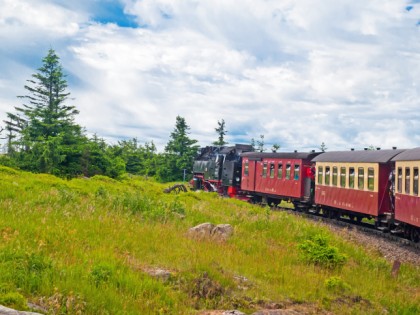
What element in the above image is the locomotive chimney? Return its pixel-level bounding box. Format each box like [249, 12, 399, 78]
[392, 147, 397, 150]
[351, 148, 354, 151]
[364, 148, 368, 150]
[294, 150, 297, 153]
[311, 150, 315, 153]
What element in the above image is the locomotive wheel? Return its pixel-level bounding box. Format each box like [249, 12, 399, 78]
[410, 228, 420, 243]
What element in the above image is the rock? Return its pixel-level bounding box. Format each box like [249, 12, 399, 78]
[142, 267, 173, 282]
[222, 311, 246, 315]
[188, 223, 234, 241]
[188, 223, 215, 238]
[252, 311, 301, 315]
[0, 305, 43, 315]
[211, 224, 234, 241]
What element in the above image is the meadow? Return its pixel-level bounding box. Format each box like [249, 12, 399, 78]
[0, 165, 419, 314]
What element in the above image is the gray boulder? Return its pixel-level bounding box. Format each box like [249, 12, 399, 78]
[188, 223, 234, 241]
[211, 224, 234, 241]
[188, 223, 215, 238]
[0, 305, 43, 315]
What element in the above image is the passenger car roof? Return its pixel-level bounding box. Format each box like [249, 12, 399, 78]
[312, 149, 405, 163]
[391, 147, 420, 161]
[241, 151, 322, 161]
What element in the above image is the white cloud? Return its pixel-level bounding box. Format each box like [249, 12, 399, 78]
[0, 0, 84, 43]
[0, 0, 419, 152]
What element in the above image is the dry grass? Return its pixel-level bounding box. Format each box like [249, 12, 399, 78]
[0, 165, 418, 314]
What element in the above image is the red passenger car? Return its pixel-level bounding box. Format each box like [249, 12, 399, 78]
[391, 148, 420, 241]
[312, 149, 404, 225]
[240, 151, 321, 207]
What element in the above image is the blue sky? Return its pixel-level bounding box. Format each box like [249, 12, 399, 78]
[0, 0, 419, 152]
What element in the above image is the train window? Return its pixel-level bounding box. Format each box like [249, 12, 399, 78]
[286, 164, 291, 180]
[294, 165, 300, 180]
[405, 167, 410, 194]
[332, 167, 338, 186]
[318, 166, 323, 184]
[368, 168, 374, 191]
[349, 167, 355, 188]
[397, 167, 402, 193]
[358, 167, 364, 190]
[269, 163, 275, 178]
[340, 167, 346, 187]
[278, 163, 283, 179]
[244, 161, 249, 176]
[262, 162, 267, 178]
[414, 168, 419, 196]
[325, 166, 330, 185]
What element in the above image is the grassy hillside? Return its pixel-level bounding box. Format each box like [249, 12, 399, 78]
[0, 166, 418, 314]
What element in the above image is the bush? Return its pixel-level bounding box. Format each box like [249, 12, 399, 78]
[0, 292, 27, 310]
[298, 234, 347, 268]
[324, 276, 351, 293]
[90, 263, 114, 287]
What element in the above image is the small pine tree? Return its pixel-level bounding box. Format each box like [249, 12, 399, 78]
[250, 138, 256, 151]
[212, 119, 228, 146]
[257, 134, 265, 152]
[271, 143, 280, 152]
[158, 116, 199, 182]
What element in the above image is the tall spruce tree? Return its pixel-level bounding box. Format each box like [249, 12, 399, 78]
[4, 49, 84, 175]
[157, 116, 199, 182]
[212, 119, 228, 146]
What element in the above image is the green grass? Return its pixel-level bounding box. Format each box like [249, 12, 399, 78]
[0, 165, 419, 314]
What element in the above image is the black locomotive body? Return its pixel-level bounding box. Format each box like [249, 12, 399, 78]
[191, 144, 253, 195]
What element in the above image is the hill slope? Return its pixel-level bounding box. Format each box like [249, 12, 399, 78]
[0, 166, 419, 314]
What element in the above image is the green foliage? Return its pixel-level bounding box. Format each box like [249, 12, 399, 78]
[324, 276, 351, 293]
[158, 116, 199, 182]
[90, 263, 114, 287]
[1, 51, 162, 180]
[298, 234, 347, 268]
[0, 169, 418, 314]
[0, 250, 52, 294]
[112, 192, 185, 222]
[271, 143, 280, 152]
[212, 119, 228, 146]
[3, 49, 85, 177]
[0, 292, 27, 310]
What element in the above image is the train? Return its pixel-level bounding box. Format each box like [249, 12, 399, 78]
[190, 145, 420, 242]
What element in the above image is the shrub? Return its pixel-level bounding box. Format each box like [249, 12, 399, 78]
[95, 186, 108, 198]
[90, 263, 114, 287]
[0, 251, 52, 293]
[324, 276, 351, 293]
[298, 234, 347, 268]
[0, 292, 27, 310]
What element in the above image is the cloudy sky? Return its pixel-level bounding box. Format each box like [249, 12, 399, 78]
[0, 0, 419, 152]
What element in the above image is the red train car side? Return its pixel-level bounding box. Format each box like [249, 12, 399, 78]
[312, 149, 404, 225]
[391, 148, 420, 241]
[241, 152, 321, 207]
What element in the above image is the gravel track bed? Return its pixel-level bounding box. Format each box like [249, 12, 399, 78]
[327, 224, 420, 266]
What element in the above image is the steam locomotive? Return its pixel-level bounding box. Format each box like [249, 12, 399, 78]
[191, 145, 420, 242]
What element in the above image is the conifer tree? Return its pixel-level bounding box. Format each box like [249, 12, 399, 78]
[212, 119, 228, 146]
[157, 116, 199, 182]
[4, 49, 84, 175]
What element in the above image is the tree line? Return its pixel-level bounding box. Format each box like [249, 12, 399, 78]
[1, 50, 328, 181]
[0, 49, 229, 182]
